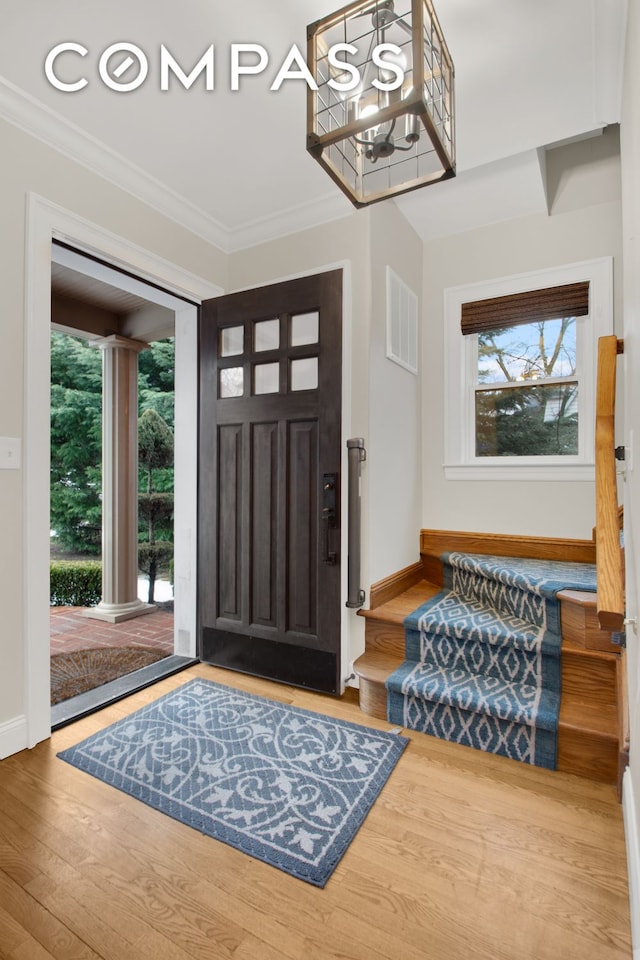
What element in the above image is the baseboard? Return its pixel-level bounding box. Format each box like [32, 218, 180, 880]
[623, 768, 640, 959]
[420, 529, 597, 564]
[368, 560, 425, 610]
[0, 715, 28, 759]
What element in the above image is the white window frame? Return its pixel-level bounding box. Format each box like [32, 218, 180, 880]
[443, 257, 613, 481]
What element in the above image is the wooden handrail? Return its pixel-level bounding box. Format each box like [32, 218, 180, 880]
[595, 335, 625, 631]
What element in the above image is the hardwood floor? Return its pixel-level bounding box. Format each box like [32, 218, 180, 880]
[0, 663, 631, 960]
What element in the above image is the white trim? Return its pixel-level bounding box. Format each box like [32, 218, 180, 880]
[0, 716, 28, 759]
[0, 76, 353, 256]
[24, 193, 222, 753]
[443, 257, 613, 481]
[0, 77, 229, 252]
[623, 769, 640, 960]
[444, 463, 595, 482]
[226, 192, 353, 254]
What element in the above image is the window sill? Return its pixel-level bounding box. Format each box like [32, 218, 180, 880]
[444, 461, 595, 482]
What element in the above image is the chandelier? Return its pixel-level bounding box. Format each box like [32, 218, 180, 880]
[306, 0, 455, 207]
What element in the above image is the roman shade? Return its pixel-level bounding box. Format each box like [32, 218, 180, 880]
[461, 281, 590, 336]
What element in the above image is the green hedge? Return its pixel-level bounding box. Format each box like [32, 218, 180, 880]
[50, 560, 102, 607]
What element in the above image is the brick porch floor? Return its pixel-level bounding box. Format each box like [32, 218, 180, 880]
[50, 606, 175, 656]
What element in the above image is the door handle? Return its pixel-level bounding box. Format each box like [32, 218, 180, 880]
[321, 473, 338, 565]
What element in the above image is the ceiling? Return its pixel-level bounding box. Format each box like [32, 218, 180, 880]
[0, 0, 628, 252]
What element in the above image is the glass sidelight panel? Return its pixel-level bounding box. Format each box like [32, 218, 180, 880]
[291, 357, 318, 391]
[254, 362, 280, 395]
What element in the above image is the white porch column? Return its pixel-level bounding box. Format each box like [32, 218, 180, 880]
[86, 334, 154, 623]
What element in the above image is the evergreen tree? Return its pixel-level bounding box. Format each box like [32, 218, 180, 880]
[50, 333, 102, 553]
[50, 333, 175, 556]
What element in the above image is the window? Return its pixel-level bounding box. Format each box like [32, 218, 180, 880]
[444, 258, 613, 480]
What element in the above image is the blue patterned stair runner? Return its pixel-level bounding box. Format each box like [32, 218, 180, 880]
[386, 552, 597, 769]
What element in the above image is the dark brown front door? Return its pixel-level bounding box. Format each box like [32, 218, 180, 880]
[198, 270, 342, 693]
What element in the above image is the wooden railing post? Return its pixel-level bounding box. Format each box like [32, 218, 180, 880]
[595, 335, 625, 631]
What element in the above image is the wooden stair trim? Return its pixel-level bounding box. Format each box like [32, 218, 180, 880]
[368, 560, 426, 610]
[420, 529, 596, 564]
[353, 650, 402, 683]
[559, 590, 619, 652]
[359, 580, 441, 625]
[595, 335, 625, 631]
[558, 589, 597, 605]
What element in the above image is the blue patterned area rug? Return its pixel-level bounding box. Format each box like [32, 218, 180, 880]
[57, 678, 408, 887]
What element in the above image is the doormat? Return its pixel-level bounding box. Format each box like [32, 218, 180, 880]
[57, 678, 408, 887]
[51, 646, 170, 705]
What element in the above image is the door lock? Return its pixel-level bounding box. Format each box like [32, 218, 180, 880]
[321, 472, 338, 565]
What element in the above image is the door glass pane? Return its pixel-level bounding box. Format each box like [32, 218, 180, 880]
[291, 357, 318, 391]
[254, 319, 280, 352]
[291, 312, 319, 346]
[220, 325, 244, 357]
[219, 367, 244, 398]
[254, 362, 280, 395]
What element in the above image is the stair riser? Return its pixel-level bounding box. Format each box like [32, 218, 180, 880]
[449, 567, 551, 631]
[360, 672, 618, 782]
[562, 651, 617, 706]
[365, 621, 406, 659]
[406, 627, 560, 690]
[557, 726, 618, 782]
[388, 689, 557, 770]
[365, 620, 617, 707]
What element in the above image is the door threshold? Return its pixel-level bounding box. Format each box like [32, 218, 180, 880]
[51, 655, 197, 730]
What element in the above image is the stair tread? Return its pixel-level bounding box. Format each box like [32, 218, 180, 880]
[359, 580, 441, 625]
[445, 552, 598, 597]
[354, 650, 403, 682]
[405, 590, 558, 655]
[386, 658, 559, 731]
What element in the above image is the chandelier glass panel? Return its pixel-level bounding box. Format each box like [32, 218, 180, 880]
[307, 0, 455, 207]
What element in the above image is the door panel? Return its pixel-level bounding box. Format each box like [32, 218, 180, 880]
[198, 270, 342, 693]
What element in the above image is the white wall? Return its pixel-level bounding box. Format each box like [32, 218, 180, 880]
[421, 141, 622, 540]
[368, 202, 423, 582]
[620, 2, 640, 954]
[0, 118, 227, 755]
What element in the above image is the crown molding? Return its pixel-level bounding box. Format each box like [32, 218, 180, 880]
[0, 75, 356, 256]
[226, 189, 354, 253]
[0, 76, 231, 251]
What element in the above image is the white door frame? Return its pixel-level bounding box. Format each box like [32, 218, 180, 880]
[25, 193, 222, 748]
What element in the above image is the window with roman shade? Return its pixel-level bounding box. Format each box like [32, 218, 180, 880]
[443, 260, 613, 480]
[461, 282, 590, 459]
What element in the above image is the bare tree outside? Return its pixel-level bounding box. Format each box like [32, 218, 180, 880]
[475, 317, 579, 457]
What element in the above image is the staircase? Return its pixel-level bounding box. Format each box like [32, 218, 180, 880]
[354, 531, 624, 785]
